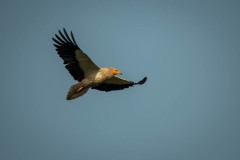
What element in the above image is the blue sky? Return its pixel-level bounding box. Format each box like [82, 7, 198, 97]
[1, 0, 240, 160]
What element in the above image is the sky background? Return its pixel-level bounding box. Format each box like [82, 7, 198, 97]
[1, 0, 240, 160]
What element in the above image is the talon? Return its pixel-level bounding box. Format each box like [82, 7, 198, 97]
[76, 87, 83, 93]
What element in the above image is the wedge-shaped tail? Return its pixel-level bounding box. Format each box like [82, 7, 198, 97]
[67, 83, 89, 100]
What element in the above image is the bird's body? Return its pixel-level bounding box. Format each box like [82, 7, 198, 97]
[93, 68, 117, 84]
[52, 28, 147, 100]
[67, 68, 119, 100]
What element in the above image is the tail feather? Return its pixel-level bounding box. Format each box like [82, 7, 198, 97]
[66, 83, 89, 100]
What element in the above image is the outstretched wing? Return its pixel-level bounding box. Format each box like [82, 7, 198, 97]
[52, 28, 99, 81]
[92, 76, 147, 91]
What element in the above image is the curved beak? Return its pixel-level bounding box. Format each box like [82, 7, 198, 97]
[113, 69, 122, 75]
[117, 71, 122, 75]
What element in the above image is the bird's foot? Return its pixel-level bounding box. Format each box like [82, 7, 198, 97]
[75, 87, 83, 93]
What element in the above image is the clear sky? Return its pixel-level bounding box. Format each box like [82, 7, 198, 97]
[1, 0, 240, 160]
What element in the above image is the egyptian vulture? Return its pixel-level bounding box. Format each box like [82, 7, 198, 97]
[52, 28, 147, 100]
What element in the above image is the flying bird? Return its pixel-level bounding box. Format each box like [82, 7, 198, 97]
[52, 28, 147, 100]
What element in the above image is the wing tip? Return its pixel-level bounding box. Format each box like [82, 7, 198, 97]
[136, 77, 147, 85]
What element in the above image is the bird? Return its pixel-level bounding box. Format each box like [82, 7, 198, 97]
[52, 28, 147, 100]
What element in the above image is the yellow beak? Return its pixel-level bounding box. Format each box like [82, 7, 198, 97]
[114, 70, 122, 75]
